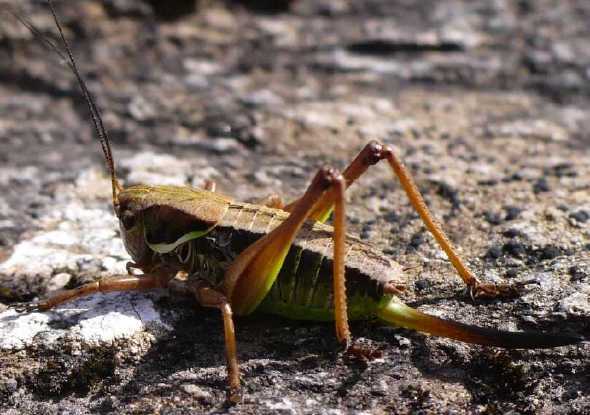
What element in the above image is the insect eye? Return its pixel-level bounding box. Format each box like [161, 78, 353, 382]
[121, 211, 137, 230]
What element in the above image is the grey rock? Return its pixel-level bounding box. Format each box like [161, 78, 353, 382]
[1, 0, 589, 414]
[559, 285, 590, 316]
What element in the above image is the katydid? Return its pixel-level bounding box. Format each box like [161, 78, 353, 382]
[17, 1, 583, 402]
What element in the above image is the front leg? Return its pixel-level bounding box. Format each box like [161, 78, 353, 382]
[35, 271, 175, 311]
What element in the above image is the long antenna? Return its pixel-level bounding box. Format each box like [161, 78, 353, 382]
[16, 1, 122, 209]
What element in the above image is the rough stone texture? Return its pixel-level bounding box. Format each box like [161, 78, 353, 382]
[1, 0, 589, 413]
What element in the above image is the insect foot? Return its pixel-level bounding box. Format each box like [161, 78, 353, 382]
[344, 338, 384, 364]
[468, 279, 528, 300]
[10, 302, 40, 314]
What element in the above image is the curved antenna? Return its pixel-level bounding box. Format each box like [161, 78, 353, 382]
[47, 0, 121, 208]
[15, 1, 122, 209]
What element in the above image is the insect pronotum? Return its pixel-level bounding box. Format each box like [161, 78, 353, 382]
[14, 0, 583, 402]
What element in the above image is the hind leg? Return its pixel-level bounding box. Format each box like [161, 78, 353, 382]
[285, 141, 519, 299]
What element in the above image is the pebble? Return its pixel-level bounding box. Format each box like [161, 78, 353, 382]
[47, 272, 72, 292]
[484, 211, 503, 225]
[395, 335, 412, 348]
[128, 95, 156, 122]
[436, 182, 461, 208]
[241, 89, 284, 108]
[504, 206, 522, 221]
[409, 232, 425, 249]
[533, 177, 550, 193]
[104, 0, 151, 17]
[383, 211, 400, 223]
[538, 245, 561, 260]
[414, 279, 431, 291]
[180, 384, 212, 401]
[569, 210, 590, 223]
[569, 266, 588, 282]
[503, 228, 523, 238]
[486, 245, 502, 259]
[371, 379, 389, 396]
[559, 285, 590, 316]
[503, 241, 527, 258]
[503, 257, 524, 267]
[504, 268, 519, 278]
[195, 137, 242, 154]
[535, 272, 561, 291]
[2, 377, 17, 393]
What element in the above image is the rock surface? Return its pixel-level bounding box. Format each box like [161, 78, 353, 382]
[1, 0, 589, 413]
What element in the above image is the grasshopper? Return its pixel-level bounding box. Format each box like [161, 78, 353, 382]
[16, 1, 583, 402]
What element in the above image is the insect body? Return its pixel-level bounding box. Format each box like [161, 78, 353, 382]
[18, 1, 583, 402]
[125, 185, 403, 321]
[112, 183, 580, 349]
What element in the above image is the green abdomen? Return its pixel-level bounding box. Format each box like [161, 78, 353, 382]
[209, 225, 389, 322]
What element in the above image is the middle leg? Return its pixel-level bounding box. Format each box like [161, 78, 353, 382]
[190, 281, 241, 403]
[223, 166, 352, 345]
